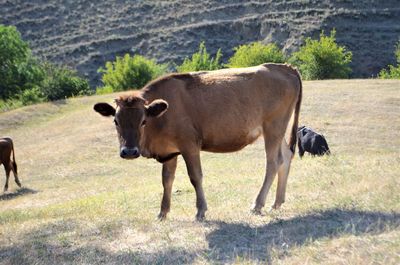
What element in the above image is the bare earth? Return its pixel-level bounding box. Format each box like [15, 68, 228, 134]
[1, 1, 400, 86]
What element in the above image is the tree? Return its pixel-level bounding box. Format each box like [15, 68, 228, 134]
[0, 25, 43, 99]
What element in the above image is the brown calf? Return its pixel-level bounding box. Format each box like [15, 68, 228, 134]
[0, 137, 21, 192]
[94, 63, 302, 220]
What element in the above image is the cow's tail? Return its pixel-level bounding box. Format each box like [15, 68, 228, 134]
[11, 140, 17, 174]
[288, 67, 302, 156]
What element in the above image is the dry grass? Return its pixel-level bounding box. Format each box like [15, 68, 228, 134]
[0, 79, 399, 264]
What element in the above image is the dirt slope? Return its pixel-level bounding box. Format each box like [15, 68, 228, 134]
[1, 0, 399, 85]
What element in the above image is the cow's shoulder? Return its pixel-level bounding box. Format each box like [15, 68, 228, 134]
[144, 73, 196, 92]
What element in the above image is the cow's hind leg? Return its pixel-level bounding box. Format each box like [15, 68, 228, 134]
[158, 157, 177, 220]
[252, 132, 283, 215]
[272, 140, 293, 210]
[182, 150, 207, 221]
[3, 164, 11, 192]
[11, 162, 21, 188]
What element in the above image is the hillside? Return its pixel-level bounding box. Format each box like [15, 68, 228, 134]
[0, 80, 399, 264]
[1, 0, 400, 86]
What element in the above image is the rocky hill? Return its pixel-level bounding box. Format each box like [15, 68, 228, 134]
[1, 0, 399, 86]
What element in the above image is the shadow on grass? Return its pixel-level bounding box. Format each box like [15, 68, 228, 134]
[0, 208, 398, 264]
[0, 187, 38, 201]
[0, 222, 197, 265]
[1, 244, 196, 265]
[206, 208, 400, 263]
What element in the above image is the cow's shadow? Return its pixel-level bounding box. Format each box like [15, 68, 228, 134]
[0, 187, 38, 201]
[205, 208, 400, 263]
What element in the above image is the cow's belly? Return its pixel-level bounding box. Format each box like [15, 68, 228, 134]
[201, 126, 263, 153]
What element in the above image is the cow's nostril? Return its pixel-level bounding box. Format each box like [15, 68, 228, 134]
[120, 147, 140, 158]
[120, 148, 127, 158]
[132, 147, 139, 156]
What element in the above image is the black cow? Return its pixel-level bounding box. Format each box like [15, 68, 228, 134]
[297, 126, 330, 158]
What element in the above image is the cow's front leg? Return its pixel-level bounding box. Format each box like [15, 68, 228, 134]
[182, 150, 207, 221]
[298, 140, 305, 158]
[158, 157, 177, 220]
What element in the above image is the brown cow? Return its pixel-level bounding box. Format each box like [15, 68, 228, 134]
[94, 63, 302, 220]
[0, 137, 21, 192]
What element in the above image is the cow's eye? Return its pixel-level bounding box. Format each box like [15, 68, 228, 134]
[114, 119, 119, 126]
[141, 120, 147, 127]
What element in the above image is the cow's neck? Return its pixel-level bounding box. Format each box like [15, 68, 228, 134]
[139, 90, 180, 163]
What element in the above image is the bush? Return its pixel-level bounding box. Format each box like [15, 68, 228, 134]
[98, 54, 167, 92]
[227, 42, 286, 68]
[0, 25, 91, 111]
[40, 62, 91, 100]
[177, 42, 223, 72]
[289, 30, 352, 80]
[18, 87, 45, 105]
[0, 25, 44, 99]
[378, 41, 400, 79]
[0, 98, 23, 112]
[95, 86, 114, 95]
[378, 65, 400, 79]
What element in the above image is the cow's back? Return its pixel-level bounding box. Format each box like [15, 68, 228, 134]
[143, 64, 301, 153]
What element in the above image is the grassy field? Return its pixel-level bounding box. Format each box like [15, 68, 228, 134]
[0, 79, 399, 264]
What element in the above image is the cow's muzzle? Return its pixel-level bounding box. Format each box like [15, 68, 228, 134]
[120, 146, 140, 159]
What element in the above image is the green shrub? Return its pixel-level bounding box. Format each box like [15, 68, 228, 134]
[18, 87, 45, 105]
[96, 86, 114, 95]
[0, 24, 44, 99]
[227, 42, 286, 68]
[378, 41, 400, 79]
[177, 42, 223, 72]
[40, 62, 91, 100]
[0, 98, 23, 112]
[378, 65, 400, 79]
[289, 30, 352, 80]
[98, 54, 167, 92]
[0, 25, 91, 110]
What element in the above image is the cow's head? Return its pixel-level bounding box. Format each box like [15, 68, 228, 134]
[94, 93, 168, 159]
[297, 126, 308, 137]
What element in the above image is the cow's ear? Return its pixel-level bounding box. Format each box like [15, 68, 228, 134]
[94, 103, 116, 116]
[145, 99, 168, 118]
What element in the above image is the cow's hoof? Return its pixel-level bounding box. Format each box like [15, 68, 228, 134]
[16, 182, 22, 188]
[271, 203, 282, 210]
[195, 212, 206, 222]
[157, 212, 168, 221]
[250, 207, 263, 216]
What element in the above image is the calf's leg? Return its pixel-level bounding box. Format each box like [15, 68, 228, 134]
[298, 142, 305, 158]
[251, 134, 283, 214]
[272, 140, 293, 209]
[182, 150, 207, 221]
[11, 162, 21, 188]
[158, 157, 177, 220]
[3, 164, 11, 192]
